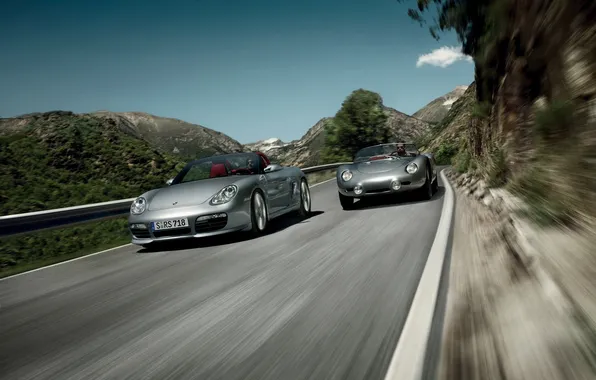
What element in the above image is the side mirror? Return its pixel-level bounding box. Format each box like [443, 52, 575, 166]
[166, 178, 174, 186]
[264, 164, 282, 173]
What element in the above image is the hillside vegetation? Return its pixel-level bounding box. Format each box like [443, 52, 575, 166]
[409, 0, 596, 226]
[0, 112, 185, 275]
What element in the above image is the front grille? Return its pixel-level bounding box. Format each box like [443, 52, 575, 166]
[130, 229, 151, 239]
[153, 227, 192, 238]
[195, 214, 228, 233]
[367, 188, 390, 194]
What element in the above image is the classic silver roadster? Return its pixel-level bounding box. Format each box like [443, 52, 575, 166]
[335, 143, 438, 210]
[128, 152, 312, 248]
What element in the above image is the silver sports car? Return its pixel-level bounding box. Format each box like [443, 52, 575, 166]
[128, 152, 312, 248]
[335, 142, 439, 209]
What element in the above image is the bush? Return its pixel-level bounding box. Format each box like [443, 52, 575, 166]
[534, 100, 575, 142]
[434, 142, 458, 165]
[452, 148, 473, 173]
[485, 147, 508, 187]
[508, 167, 573, 227]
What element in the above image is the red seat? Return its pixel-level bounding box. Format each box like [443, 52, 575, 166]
[210, 163, 227, 178]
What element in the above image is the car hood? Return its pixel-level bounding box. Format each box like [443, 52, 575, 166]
[355, 158, 413, 174]
[148, 177, 244, 211]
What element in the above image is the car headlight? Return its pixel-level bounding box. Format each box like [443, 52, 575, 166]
[210, 185, 238, 205]
[130, 197, 147, 215]
[341, 170, 353, 182]
[406, 163, 418, 174]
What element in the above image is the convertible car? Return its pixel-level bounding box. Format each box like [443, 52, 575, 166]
[128, 151, 312, 248]
[335, 142, 439, 209]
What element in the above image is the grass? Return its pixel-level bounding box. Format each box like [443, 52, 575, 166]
[0, 234, 130, 279]
[0, 217, 131, 279]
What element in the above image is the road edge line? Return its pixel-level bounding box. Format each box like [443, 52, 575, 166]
[383, 168, 455, 380]
[0, 243, 133, 282]
[309, 178, 335, 188]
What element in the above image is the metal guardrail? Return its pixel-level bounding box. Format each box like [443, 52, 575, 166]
[0, 162, 350, 238]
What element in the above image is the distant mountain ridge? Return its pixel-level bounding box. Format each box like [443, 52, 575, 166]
[412, 85, 469, 124]
[91, 111, 243, 159]
[246, 106, 432, 167]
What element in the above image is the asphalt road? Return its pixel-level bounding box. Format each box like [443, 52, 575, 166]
[0, 176, 446, 380]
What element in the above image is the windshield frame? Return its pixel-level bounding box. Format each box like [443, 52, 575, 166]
[171, 152, 264, 185]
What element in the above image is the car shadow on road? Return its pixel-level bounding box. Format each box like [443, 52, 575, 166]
[135, 210, 325, 253]
[346, 186, 446, 211]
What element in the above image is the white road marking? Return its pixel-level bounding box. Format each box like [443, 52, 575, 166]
[383, 169, 455, 380]
[310, 178, 335, 188]
[0, 244, 133, 282]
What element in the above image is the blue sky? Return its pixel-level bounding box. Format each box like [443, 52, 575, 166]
[0, 0, 474, 144]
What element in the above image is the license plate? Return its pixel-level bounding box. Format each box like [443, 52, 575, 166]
[152, 218, 188, 231]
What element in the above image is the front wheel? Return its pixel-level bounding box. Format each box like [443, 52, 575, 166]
[339, 192, 354, 210]
[420, 168, 433, 200]
[250, 191, 268, 235]
[298, 179, 312, 217]
[431, 171, 439, 193]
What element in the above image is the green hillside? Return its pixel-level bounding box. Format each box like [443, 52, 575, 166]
[0, 111, 185, 276]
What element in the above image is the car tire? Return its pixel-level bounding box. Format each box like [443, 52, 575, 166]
[298, 178, 312, 217]
[250, 190, 268, 235]
[420, 167, 433, 200]
[339, 192, 354, 210]
[431, 171, 439, 193]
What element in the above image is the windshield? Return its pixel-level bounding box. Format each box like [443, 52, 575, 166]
[354, 143, 418, 162]
[171, 153, 263, 185]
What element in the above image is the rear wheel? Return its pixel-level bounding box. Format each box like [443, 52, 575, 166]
[298, 179, 311, 217]
[250, 190, 268, 235]
[420, 167, 433, 200]
[339, 192, 354, 210]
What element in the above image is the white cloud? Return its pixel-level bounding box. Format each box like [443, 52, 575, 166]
[416, 46, 473, 68]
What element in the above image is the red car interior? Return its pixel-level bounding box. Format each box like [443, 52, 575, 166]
[209, 163, 228, 178]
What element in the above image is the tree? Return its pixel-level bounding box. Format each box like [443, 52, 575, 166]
[397, 0, 496, 57]
[322, 89, 390, 162]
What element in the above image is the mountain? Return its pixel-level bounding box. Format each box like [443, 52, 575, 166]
[412, 85, 469, 124]
[91, 111, 243, 159]
[247, 107, 431, 167]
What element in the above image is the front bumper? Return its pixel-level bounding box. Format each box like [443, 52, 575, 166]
[337, 172, 426, 198]
[127, 196, 252, 245]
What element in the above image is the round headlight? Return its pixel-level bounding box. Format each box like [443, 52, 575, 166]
[341, 170, 353, 181]
[406, 163, 418, 174]
[131, 197, 147, 215]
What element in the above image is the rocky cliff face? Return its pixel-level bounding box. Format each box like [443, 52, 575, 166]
[248, 108, 431, 167]
[460, 0, 596, 222]
[413, 85, 469, 124]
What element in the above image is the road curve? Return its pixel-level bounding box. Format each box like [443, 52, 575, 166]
[0, 175, 446, 380]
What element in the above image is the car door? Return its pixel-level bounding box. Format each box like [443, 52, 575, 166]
[263, 164, 291, 214]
